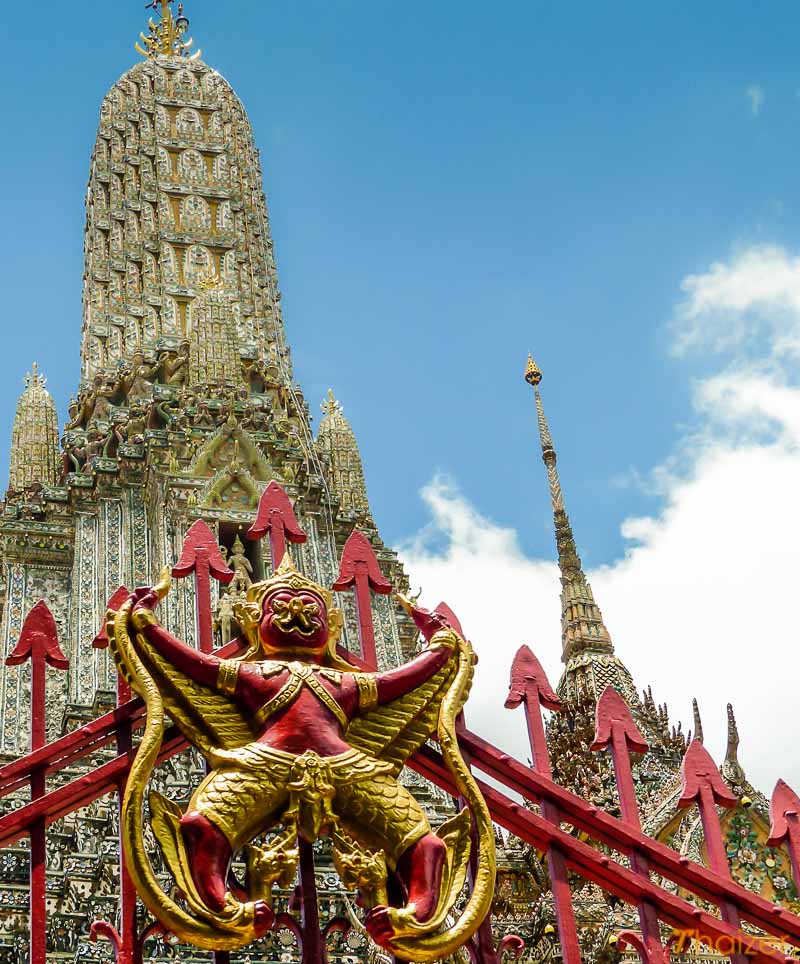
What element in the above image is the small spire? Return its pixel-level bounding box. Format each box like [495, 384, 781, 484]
[725, 703, 739, 762]
[317, 388, 373, 522]
[136, 0, 200, 59]
[8, 365, 60, 493]
[524, 354, 614, 663]
[692, 698, 704, 744]
[24, 362, 46, 392]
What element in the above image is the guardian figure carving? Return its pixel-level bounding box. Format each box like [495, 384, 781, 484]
[108, 554, 495, 959]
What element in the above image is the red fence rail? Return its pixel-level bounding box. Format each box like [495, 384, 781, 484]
[2, 483, 799, 964]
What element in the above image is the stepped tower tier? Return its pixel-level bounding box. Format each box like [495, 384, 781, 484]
[7, 365, 60, 494]
[81, 33, 291, 390]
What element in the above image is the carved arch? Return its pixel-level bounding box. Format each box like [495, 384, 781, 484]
[190, 423, 272, 482]
[200, 464, 265, 512]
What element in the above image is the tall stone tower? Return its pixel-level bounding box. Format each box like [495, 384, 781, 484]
[0, 14, 537, 959]
[0, 1, 409, 757]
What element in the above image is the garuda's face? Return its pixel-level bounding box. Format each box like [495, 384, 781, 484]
[259, 588, 329, 657]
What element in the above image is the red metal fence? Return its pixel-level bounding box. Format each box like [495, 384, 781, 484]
[3, 483, 800, 964]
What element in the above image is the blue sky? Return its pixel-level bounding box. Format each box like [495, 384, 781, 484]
[3, 0, 796, 559]
[4, 2, 800, 783]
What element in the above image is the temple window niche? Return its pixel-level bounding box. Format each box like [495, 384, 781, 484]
[180, 149, 206, 185]
[177, 107, 202, 137]
[175, 69, 199, 97]
[183, 194, 211, 231]
[220, 521, 263, 580]
[215, 521, 264, 645]
[186, 245, 212, 284]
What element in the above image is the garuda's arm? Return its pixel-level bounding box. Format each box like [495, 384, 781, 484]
[373, 629, 458, 706]
[128, 587, 220, 689]
[109, 576, 256, 758]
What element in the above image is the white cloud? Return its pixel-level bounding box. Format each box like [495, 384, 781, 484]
[673, 245, 800, 359]
[400, 243, 800, 795]
[399, 477, 562, 767]
[746, 84, 765, 117]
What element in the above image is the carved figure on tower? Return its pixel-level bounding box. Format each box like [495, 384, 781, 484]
[121, 349, 158, 402]
[108, 552, 495, 959]
[225, 534, 253, 594]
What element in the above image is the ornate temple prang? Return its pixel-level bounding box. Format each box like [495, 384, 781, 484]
[524, 354, 614, 665]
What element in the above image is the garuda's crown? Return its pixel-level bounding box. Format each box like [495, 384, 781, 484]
[245, 554, 333, 611]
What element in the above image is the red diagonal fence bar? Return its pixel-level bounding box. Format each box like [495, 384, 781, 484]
[3, 499, 800, 964]
[3, 669, 800, 964]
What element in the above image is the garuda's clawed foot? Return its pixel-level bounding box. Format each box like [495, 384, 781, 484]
[252, 899, 275, 937]
[366, 904, 434, 948]
[365, 904, 410, 949]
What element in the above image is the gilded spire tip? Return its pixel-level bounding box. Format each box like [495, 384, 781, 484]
[525, 352, 542, 387]
[23, 363, 47, 393]
[322, 389, 342, 417]
[136, 0, 200, 60]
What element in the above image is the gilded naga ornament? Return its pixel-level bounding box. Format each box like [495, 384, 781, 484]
[108, 549, 495, 958]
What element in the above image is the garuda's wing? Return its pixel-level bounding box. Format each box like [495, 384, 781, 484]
[345, 651, 473, 776]
[109, 611, 256, 758]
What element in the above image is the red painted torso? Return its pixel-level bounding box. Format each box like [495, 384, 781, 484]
[235, 663, 359, 757]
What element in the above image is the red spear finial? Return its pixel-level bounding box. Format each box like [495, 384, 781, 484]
[679, 739, 738, 810]
[7, 601, 69, 672]
[591, 686, 649, 755]
[6, 601, 69, 752]
[768, 779, 800, 886]
[678, 739, 746, 962]
[8, 604, 69, 964]
[333, 530, 392, 668]
[332, 530, 392, 595]
[505, 645, 561, 712]
[173, 519, 233, 655]
[247, 480, 307, 568]
[92, 586, 131, 650]
[172, 519, 234, 582]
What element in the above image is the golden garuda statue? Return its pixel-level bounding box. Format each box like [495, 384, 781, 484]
[108, 553, 495, 960]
